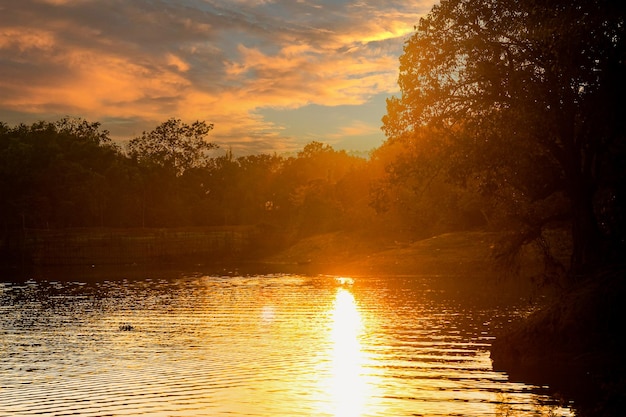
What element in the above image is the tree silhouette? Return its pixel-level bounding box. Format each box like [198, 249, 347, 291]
[383, 0, 626, 279]
[128, 118, 217, 176]
[0, 118, 124, 229]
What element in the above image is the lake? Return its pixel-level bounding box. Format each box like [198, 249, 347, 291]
[1, 273, 572, 416]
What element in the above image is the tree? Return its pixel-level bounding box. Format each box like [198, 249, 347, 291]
[55, 116, 113, 148]
[284, 142, 366, 236]
[0, 118, 125, 229]
[126, 119, 218, 226]
[383, 0, 626, 279]
[370, 128, 490, 240]
[127, 118, 217, 176]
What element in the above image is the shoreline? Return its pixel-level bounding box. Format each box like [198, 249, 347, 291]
[4, 228, 619, 415]
[490, 267, 626, 417]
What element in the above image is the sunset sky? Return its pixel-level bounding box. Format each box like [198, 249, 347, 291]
[0, 0, 434, 155]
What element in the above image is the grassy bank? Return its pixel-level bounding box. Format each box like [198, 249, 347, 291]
[262, 230, 547, 279]
[2, 226, 259, 269]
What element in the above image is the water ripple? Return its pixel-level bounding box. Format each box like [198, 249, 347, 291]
[1, 275, 571, 416]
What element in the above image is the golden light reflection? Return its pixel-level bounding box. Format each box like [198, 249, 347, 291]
[326, 288, 369, 417]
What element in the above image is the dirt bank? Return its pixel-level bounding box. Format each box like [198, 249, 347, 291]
[262, 230, 544, 278]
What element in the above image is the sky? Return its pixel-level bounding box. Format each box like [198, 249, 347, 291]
[0, 0, 434, 155]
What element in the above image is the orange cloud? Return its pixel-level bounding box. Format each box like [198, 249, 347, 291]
[0, 0, 433, 154]
[330, 121, 382, 139]
[0, 28, 56, 52]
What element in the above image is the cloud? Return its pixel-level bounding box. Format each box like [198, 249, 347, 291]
[332, 120, 381, 138]
[0, 0, 433, 154]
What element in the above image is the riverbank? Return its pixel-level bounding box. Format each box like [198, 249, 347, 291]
[3, 228, 544, 280]
[490, 266, 626, 416]
[0, 226, 260, 271]
[262, 230, 544, 277]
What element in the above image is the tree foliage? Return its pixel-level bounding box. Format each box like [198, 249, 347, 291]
[383, 0, 626, 278]
[128, 118, 217, 175]
[1, 119, 381, 244]
[0, 118, 122, 229]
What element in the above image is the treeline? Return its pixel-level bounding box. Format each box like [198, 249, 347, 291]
[0, 117, 487, 243]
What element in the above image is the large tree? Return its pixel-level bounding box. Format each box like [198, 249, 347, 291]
[128, 118, 217, 176]
[383, 0, 626, 279]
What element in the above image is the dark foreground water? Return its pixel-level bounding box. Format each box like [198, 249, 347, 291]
[1, 274, 572, 416]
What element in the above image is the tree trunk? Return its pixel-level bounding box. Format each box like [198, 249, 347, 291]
[569, 183, 602, 281]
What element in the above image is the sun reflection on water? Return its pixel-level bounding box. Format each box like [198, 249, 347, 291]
[325, 287, 370, 417]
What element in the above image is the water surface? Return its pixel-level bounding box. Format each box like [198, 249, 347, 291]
[1, 274, 572, 416]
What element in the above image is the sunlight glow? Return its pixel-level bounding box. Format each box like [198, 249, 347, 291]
[327, 288, 369, 417]
[335, 276, 355, 286]
[260, 305, 275, 323]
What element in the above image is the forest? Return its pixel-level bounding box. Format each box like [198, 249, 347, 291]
[0, 117, 488, 254]
[2, 0, 625, 285]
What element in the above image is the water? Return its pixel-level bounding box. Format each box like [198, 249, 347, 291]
[1, 274, 572, 416]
